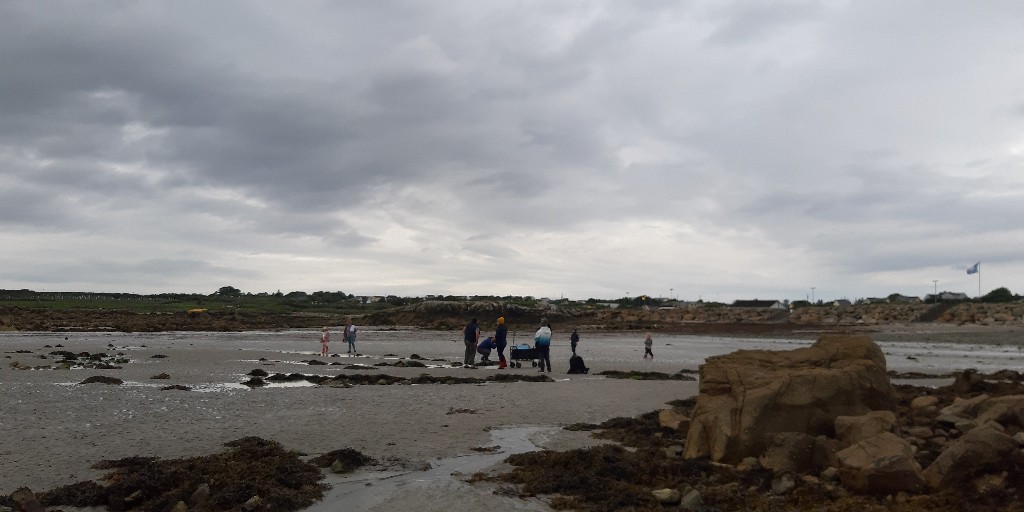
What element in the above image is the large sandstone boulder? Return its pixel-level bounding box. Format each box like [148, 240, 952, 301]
[684, 334, 895, 462]
[836, 432, 925, 494]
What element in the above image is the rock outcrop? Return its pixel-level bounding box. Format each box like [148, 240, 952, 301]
[684, 334, 896, 462]
[836, 432, 926, 494]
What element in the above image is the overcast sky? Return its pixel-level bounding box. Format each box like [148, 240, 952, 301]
[2, 1, 1022, 302]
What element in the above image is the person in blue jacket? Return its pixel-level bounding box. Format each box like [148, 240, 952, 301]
[477, 336, 495, 363]
[534, 320, 552, 373]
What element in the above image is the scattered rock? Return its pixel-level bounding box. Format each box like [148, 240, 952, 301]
[837, 432, 925, 494]
[835, 410, 898, 447]
[151, 372, 171, 379]
[771, 473, 797, 495]
[651, 488, 681, 504]
[658, 408, 690, 431]
[80, 376, 123, 385]
[188, 483, 210, 507]
[11, 488, 45, 512]
[679, 488, 703, 510]
[241, 495, 262, 511]
[923, 425, 1017, 489]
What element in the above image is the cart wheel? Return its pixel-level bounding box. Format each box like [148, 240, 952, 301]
[531, 361, 537, 367]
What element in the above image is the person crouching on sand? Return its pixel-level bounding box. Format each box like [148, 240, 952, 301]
[320, 326, 330, 357]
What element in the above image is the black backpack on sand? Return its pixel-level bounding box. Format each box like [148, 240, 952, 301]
[567, 354, 589, 374]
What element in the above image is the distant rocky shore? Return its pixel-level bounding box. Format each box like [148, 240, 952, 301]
[1, 301, 1021, 334]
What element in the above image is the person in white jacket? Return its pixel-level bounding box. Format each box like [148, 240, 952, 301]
[534, 320, 552, 373]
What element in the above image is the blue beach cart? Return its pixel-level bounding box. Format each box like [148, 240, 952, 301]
[509, 343, 538, 368]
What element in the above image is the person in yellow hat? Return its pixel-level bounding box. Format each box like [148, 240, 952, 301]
[494, 316, 509, 369]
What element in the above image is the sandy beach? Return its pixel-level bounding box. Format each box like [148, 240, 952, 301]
[1, 323, 1021, 510]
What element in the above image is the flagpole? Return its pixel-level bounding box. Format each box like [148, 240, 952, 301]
[978, 263, 982, 297]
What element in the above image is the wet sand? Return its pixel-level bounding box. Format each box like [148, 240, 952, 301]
[1, 323, 1020, 509]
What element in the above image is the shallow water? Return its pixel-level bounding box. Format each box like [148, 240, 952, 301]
[306, 426, 555, 512]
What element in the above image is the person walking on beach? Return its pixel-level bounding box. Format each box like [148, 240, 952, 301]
[345, 321, 358, 354]
[643, 332, 654, 359]
[463, 318, 480, 367]
[570, 329, 579, 355]
[534, 320, 552, 373]
[320, 326, 330, 357]
[495, 316, 509, 369]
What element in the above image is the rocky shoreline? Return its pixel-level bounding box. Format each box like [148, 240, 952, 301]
[3, 301, 1022, 335]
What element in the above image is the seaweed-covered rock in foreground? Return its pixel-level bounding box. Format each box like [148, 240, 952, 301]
[38, 437, 325, 512]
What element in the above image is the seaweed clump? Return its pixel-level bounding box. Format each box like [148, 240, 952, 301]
[595, 370, 695, 381]
[38, 437, 325, 512]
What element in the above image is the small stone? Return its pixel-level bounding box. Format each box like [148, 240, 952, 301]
[820, 467, 839, 482]
[651, 488, 681, 505]
[679, 489, 704, 511]
[664, 445, 684, 458]
[973, 472, 1008, 494]
[242, 495, 262, 511]
[771, 473, 797, 495]
[10, 488, 45, 512]
[189, 483, 210, 507]
[171, 501, 189, 512]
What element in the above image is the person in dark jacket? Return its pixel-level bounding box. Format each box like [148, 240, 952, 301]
[462, 318, 480, 367]
[494, 316, 508, 369]
[570, 329, 579, 355]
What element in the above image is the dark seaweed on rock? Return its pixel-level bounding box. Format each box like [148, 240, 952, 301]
[592, 411, 684, 449]
[40, 437, 324, 512]
[80, 375, 123, 385]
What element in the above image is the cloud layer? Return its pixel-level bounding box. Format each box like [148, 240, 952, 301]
[2, 1, 1022, 301]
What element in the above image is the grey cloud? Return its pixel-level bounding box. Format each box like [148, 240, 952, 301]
[2, 2, 1022, 299]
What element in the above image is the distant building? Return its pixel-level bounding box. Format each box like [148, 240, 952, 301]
[924, 291, 970, 302]
[731, 300, 786, 310]
[832, 299, 852, 307]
